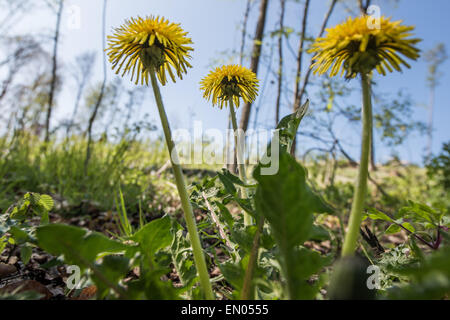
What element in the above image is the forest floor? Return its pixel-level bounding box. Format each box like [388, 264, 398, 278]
[0, 160, 435, 299]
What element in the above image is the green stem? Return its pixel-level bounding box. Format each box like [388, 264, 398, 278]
[149, 70, 214, 300]
[341, 73, 373, 257]
[229, 99, 252, 226]
[240, 216, 264, 300]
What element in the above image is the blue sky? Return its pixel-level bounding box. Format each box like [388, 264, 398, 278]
[9, 0, 450, 165]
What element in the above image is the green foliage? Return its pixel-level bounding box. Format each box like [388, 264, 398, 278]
[373, 90, 426, 146]
[427, 141, 450, 191]
[375, 244, 417, 291]
[254, 150, 332, 299]
[131, 215, 173, 258]
[30, 205, 185, 299]
[0, 192, 54, 266]
[0, 1, 447, 302]
[36, 224, 128, 269]
[9, 192, 53, 223]
[273, 100, 309, 153]
[386, 245, 450, 299]
[362, 198, 449, 299]
[170, 221, 198, 290]
[0, 134, 167, 215]
[365, 201, 448, 250]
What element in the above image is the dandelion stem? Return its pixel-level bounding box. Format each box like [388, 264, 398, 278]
[229, 99, 252, 226]
[149, 70, 214, 300]
[342, 73, 373, 257]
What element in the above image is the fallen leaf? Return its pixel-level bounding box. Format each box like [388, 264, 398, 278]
[0, 263, 17, 279]
[73, 285, 97, 300]
[0, 280, 52, 300]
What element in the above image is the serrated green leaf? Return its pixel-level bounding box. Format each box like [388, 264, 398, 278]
[38, 195, 54, 211]
[217, 171, 237, 195]
[215, 201, 234, 228]
[386, 246, 450, 299]
[132, 215, 173, 257]
[399, 201, 436, 224]
[170, 222, 197, 290]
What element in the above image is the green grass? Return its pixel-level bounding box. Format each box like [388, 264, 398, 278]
[1, 130, 446, 223]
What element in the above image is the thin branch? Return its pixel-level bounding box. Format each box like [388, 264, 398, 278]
[295, 0, 338, 112]
[275, 0, 286, 125]
[239, 0, 252, 65]
[380, 210, 436, 250]
[292, 0, 310, 112]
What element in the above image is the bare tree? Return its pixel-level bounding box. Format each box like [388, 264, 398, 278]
[291, 0, 338, 156]
[228, 0, 256, 172]
[124, 87, 146, 129]
[275, 0, 286, 125]
[44, 0, 64, 143]
[357, 0, 371, 13]
[292, 0, 310, 116]
[424, 43, 447, 160]
[238, 0, 269, 132]
[10, 71, 60, 136]
[293, 0, 338, 113]
[0, 0, 33, 35]
[84, 0, 108, 175]
[103, 78, 124, 136]
[0, 36, 46, 104]
[239, 0, 253, 65]
[66, 52, 96, 136]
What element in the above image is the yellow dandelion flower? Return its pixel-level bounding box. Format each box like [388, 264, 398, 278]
[310, 15, 421, 79]
[106, 15, 193, 86]
[200, 65, 259, 109]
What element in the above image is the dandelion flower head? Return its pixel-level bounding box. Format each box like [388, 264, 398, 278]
[107, 15, 193, 86]
[200, 65, 259, 109]
[310, 15, 421, 79]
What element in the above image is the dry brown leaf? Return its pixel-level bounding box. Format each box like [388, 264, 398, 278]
[0, 263, 17, 279]
[0, 280, 52, 300]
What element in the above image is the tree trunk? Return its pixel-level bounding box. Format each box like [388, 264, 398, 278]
[275, 0, 286, 125]
[292, 0, 310, 114]
[238, 0, 269, 132]
[228, 0, 252, 173]
[66, 86, 83, 136]
[230, 0, 268, 173]
[427, 86, 435, 160]
[291, 0, 337, 156]
[44, 0, 64, 143]
[84, 0, 108, 176]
